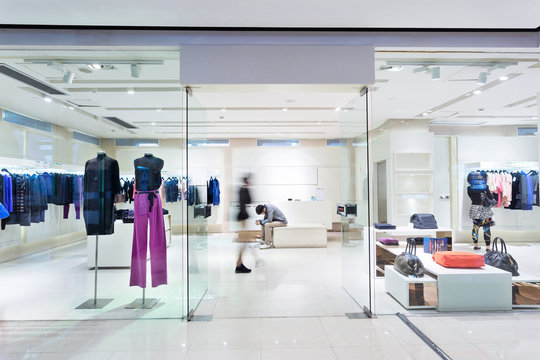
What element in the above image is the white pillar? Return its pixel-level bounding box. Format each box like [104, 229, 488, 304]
[538, 93, 540, 164]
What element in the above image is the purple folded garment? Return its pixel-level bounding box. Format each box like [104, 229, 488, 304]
[379, 238, 399, 245]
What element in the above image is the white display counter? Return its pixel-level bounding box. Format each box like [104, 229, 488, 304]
[87, 214, 172, 268]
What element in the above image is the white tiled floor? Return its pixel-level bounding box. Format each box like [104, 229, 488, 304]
[5, 232, 540, 358]
[5, 312, 540, 359]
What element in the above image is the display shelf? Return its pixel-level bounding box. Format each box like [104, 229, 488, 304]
[395, 194, 433, 216]
[395, 174, 433, 194]
[384, 266, 438, 309]
[394, 153, 433, 172]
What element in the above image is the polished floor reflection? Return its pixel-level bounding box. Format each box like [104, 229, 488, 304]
[4, 312, 540, 359]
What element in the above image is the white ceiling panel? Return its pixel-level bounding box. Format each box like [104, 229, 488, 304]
[0, 1, 539, 28]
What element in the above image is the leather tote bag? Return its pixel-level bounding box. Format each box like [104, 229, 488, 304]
[394, 238, 424, 278]
[410, 214, 438, 229]
[484, 237, 519, 276]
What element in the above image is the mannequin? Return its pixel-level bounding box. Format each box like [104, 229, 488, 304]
[130, 153, 167, 288]
[467, 171, 496, 251]
[83, 151, 121, 235]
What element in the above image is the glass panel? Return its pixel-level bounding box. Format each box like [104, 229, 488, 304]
[185, 88, 209, 317]
[340, 91, 372, 316]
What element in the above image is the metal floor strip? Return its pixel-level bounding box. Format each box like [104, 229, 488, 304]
[396, 313, 452, 360]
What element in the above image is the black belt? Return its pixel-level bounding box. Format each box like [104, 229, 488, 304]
[136, 190, 158, 212]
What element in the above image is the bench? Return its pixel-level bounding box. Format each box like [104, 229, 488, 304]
[272, 224, 327, 248]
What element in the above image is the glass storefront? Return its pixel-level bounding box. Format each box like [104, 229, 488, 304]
[0, 43, 539, 323]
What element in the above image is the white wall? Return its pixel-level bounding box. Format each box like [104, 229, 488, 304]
[433, 137, 451, 229]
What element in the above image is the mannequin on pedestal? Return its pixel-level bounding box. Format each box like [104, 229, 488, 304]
[130, 153, 168, 288]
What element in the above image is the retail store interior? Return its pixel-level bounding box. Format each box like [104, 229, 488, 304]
[0, 48, 539, 321]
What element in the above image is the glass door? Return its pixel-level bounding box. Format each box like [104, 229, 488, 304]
[184, 87, 209, 319]
[340, 89, 373, 316]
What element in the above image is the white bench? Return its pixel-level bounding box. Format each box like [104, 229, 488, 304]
[272, 224, 327, 248]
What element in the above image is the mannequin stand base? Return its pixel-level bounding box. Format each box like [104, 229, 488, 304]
[125, 298, 159, 309]
[76, 298, 114, 309]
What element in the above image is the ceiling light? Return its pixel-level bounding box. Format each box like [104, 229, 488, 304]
[131, 64, 141, 78]
[150, 122, 156, 126]
[388, 66, 403, 72]
[156, 108, 162, 112]
[477, 72, 488, 85]
[282, 108, 288, 112]
[43, 96, 52, 103]
[431, 67, 440, 80]
[89, 64, 101, 70]
[127, 88, 135, 95]
[465, 93, 472, 97]
[473, 90, 482, 95]
[499, 75, 509, 81]
[422, 112, 429, 116]
[67, 106, 75, 110]
[335, 107, 341, 112]
[221, 108, 226, 112]
[63, 71, 75, 84]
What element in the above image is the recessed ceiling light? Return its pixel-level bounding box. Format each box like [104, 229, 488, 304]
[282, 108, 288, 112]
[465, 93, 472, 97]
[499, 75, 509, 81]
[43, 96, 52, 103]
[422, 112, 429, 116]
[400, 120, 406, 123]
[150, 122, 156, 126]
[68, 106, 75, 110]
[388, 66, 403, 72]
[335, 107, 341, 112]
[89, 64, 101, 70]
[221, 108, 226, 112]
[473, 90, 482, 95]
[127, 88, 135, 95]
[156, 108, 162, 112]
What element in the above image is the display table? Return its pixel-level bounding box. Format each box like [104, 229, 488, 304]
[375, 226, 453, 276]
[381, 244, 512, 311]
[384, 266, 437, 309]
[87, 214, 172, 268]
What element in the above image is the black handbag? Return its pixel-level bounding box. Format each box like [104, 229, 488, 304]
[394, 238, 424, 278]
[410, 214, 438, 229]
[484, 237, 519, 276]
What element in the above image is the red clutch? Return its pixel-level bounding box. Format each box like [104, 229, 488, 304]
[432, 251, 485, 268]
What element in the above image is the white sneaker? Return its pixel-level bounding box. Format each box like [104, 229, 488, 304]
[259, 244, 273, 250]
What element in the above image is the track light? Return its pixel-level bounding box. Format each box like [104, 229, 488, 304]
[43, 96, 52, 103]
[63, 71, 75, 84]
[131, 64, 141, 78]
[499, 75, 509, 81]
[477, 72, 488, 85]
[431, 67, 440, 80]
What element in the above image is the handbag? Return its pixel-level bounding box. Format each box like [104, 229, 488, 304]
[480, 192, 497, 208]
[394, 238, 424, 278]
[484, 237, 519, 276]
[433, 251, 485, 268]
[423, 237, 448, 254]
[410, 214, 438, 229]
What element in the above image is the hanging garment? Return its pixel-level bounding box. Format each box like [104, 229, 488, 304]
[3, 173, 13, 212]
[207, 178, 214, 205]
[129, 190, 167, 288]
[531, 172, 539, 206]
[83, 155, 121, 235]
[507, 172, 522, 209]
[212, 178, 220, 205]
[520, 172, 533, 210]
